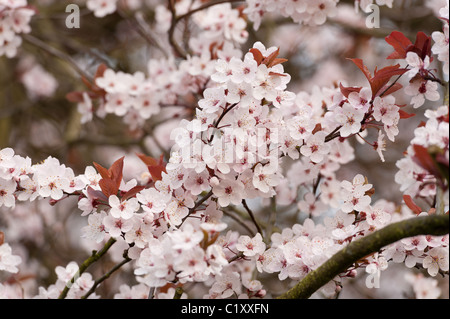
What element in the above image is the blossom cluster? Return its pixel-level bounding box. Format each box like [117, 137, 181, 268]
[0, 0, 35, 58]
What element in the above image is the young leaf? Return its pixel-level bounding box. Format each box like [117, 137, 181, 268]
[385, 31, 413, 59]
[412, 145, 442, 182]
[403, 195, 422, 215]
[109, 156, 125, 191]
[348, 59, 407, 97]
[136, 152, 159, 167]
[262, 47, 280, 67]
[66, 91, 86, 103]
[93, 162, 111, 180]
[93, 157, 125, 198]
[379, 82, 403, 96]
[269, 58, 289, 68]
[99, 179, 119, 198]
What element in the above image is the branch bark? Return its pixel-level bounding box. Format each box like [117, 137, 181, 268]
[277, 214, 449, 299]
[81, 253, 132, 299]
[167, 0, 244, 58]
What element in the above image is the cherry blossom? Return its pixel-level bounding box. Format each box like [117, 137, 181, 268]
[252, 163, 280, 194]
[405, 273, 441, 299]
[109, 195, 140, 220]
[81, 211, 107, 243]
[211, 176, 245, 207]
[340, 174, 373, 213]
[0, 177, 16, 208]
[209, 271, 242, 298]
[33, 157, 71, 200]
[103, 215, 133, 238]
[298, 192, 328, 217]
[372, 95, 399, 126]
[347, 87, 372, 112]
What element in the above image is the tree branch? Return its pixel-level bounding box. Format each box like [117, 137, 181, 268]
[81, 253, 132, 299]
[242, 199, 263, 236]
[277, 214, 449, 299]
[58, 237, 117, 299]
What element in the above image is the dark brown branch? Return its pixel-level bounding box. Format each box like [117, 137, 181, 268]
[23, 34, 92, 82]
[167, 0, 244, 58]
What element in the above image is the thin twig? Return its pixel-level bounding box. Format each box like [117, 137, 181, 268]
[242, 199, 263, 236]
